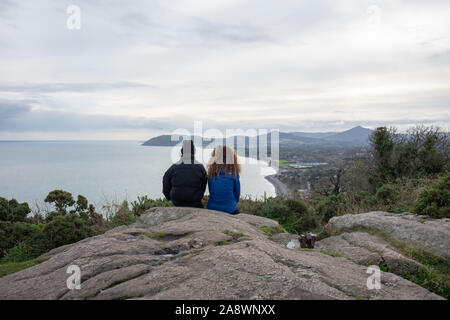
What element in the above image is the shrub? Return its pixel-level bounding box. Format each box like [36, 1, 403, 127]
[43, 213, 93, 249]
[0, 197, 31, 222]
[361, 194, 378, 209]
[248, 198, 318, 234]
[315, 195, 341, 222]
[367, 126, 449, 185]
[284, 199, 308, 216]
[298, 210, 320, 232]
[0, 221, 44, 258]
[109, 201, 137, 227]
[131, 196, 172, 216]
[376, 183, 398, 204]
[412, 172, 450, 218]
[1, 242, 34, 263]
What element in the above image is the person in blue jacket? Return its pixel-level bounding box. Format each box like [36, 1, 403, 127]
[206, 145, 241, 214]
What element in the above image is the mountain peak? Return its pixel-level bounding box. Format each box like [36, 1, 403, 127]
[324, 126, 373, 143]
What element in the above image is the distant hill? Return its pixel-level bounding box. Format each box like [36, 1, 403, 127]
[323, 126, 373, 143]
[142, 126, 373, 148]
[142, 135, 214, 147]
[288, 131, 338, 139]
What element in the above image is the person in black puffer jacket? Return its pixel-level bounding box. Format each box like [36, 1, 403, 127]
[162, 140, 207, 208]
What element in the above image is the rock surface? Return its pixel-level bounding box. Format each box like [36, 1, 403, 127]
[315, 232, 422, 275]
[325, 211, 450, 259]
[0, 207, 443, 300]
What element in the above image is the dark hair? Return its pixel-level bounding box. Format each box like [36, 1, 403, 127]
[181, 140, 195, 155]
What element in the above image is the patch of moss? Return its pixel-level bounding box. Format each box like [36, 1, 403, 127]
[143, 232, 165, 239]
[0, 258, 48, 277]
[261, 225, 284, 237]
[214, 241, 231, 246]
[318, 249, 344, 258]
[223, 230, 246, 239]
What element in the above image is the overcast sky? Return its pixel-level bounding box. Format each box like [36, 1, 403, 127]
[0, 0, 449, 140]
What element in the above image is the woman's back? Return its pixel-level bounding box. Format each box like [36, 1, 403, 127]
[207, 171, 240, 214]
[206, 145, 241, 214]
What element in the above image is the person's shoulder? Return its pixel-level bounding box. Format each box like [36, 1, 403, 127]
[193, 161, 206, 169]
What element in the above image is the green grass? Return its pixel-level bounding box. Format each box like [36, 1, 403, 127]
[214, 241, 231, 246]
[223, 230, 246, 239]
[261, 225, 284, 237]
[0, 258, 48, 277]
[143, 232, 165, 239]
[278, 159, 292, 169]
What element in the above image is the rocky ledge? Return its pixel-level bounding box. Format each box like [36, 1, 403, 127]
[325, 211, 450, 259]
[0, 208, 444, 300]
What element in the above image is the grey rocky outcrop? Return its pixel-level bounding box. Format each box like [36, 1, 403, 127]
[0, 207, 443, 300]
[325, 211, 450, 259]
[315, 232, 422, 275]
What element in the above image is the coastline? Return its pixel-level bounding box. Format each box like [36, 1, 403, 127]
[264, 173, 290, 197]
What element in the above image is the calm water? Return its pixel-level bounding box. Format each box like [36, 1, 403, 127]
[0, 141, 275, 211]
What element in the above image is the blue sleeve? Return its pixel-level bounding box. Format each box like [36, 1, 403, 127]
[234, 175, 240, 202]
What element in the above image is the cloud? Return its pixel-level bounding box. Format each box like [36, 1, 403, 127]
[0, 0, 449, 139]
[1, 98, 447, 136]
[0, 82, 152, 93]
[0, 99, 32, 119]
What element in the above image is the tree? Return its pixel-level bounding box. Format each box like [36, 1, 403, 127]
[412, 172, 450, 218]
[368, 127, 397, 185]
[330, 167, 345, 195]
[75, 195, 88, 213]
[44, 190, 75, 215]
[367, 125, 448, 185]
[43, 213, 93, 249]
[0, 197, 31, 222]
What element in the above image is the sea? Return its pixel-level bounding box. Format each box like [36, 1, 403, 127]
[0, 141, 276, 212]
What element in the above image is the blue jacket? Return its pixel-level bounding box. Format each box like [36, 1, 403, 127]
[207, 171, 240, 214]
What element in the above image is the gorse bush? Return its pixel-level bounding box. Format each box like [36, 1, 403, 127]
[0, 221, 43, 258]
[0, 191, 175, 263]
[1, 242, 34, 263]
[238, 197, 319, 234]
[0, 198, 30, 222]
[43, 213, 94, 249]
[109, 201, 137, 227]
[0, 190, 107, 261]
[314, 195, 341, 222]
[413, 172, 450, 218]
[376, 183, 398, 205]
[131, 196, 172, 216]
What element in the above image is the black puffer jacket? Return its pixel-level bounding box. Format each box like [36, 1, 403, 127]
[162, 158, 207, 208]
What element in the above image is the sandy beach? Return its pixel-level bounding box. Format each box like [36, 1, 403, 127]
[265, 173, 290, 197]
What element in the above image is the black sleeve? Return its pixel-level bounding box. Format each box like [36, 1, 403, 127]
[162, 165, 174, 200]
[201, 166, 208, 194]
